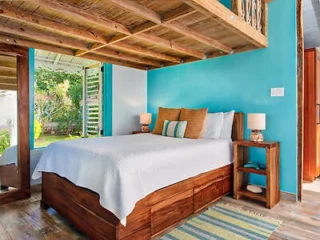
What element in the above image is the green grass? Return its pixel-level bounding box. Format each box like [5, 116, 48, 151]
[35, 134, 67, 148]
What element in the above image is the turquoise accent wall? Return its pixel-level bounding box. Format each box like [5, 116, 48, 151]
[29, 48, 35, 150]
[147, 0, 297, 194]
[103, 63, 113, 136]
[220, 0, 231, 9]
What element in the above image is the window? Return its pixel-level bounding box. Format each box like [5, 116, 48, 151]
[32, 50, 103, 148]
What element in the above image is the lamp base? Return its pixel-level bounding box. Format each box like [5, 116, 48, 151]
[141, 124, 150, 133]
[250, 130, 264, 142]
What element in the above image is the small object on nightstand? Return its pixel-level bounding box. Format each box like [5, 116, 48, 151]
[140, 113, 152, 132]
[132, 130, 150, 134]
[243, 162, 260, 169]
[247, 185, 263, 194]
[248, 113, 266, 142]
[233, 140, 280, 209]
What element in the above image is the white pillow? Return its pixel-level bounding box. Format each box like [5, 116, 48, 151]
[201, 112, 224, 139]
[220, 110, 235, 139]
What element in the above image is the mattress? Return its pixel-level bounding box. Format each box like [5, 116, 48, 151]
[32, 134, 233, 225]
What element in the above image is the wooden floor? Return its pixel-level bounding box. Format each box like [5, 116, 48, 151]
[0, 186, 319, 240]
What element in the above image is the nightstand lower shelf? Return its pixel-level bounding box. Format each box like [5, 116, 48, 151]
[237, 167, 267, 175]
[235, 189, 267, 203]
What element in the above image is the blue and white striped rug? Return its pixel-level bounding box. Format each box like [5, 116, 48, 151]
[161, 203, 281, 240]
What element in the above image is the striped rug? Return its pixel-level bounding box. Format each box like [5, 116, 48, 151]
[161, 203, 281, 240]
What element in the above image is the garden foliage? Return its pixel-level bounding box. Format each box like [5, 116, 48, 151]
[34, 67, 83, 135]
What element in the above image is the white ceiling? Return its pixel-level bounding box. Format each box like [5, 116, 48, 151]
[35, 49, 97, 72]
[304, 0, 320, 49]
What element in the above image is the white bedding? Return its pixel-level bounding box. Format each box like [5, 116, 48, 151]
[32, 134, 233, 225]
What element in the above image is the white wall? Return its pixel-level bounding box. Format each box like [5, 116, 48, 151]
[112, 65, 147, 135]
[0, 91, 18, 146]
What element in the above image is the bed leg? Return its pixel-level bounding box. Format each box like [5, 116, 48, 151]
[40, 200, 50, 209]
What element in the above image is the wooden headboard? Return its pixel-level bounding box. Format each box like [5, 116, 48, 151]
[232, 112, 244, 141]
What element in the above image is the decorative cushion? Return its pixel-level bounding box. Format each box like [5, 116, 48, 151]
[179, 108, 208, 139]
[220, 110, 235, 139]
[152, 107, 181, 135]
[162, 120, 187, 138]
[201, 112, 224, 139]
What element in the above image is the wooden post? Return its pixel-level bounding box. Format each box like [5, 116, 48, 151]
[232, 0, 244, 20]
[262, 0, 268, 37]
[297, 0, 303, 202]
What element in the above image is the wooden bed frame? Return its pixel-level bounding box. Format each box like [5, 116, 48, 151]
[41, 113, 244, 240]
[0, 164, 19, 189]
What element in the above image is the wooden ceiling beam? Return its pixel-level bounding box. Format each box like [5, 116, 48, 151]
[0, 35, 75, 56]
[0, 69, 16, 77]
[129, 6, 196, 35]
[106, 7, 196, 60]
[0, 7, 108, 44]
[0, 34, 146, 69]
[183, 0, 267, 48]
[93, 47, 163, 67]
[0, 42, 28, 56]
[164, 21, 232, 53]
[0, 66, 16, 75]
[107, 0, 162, 24]
[0, 0, 234, 63]
[0, 24, 89, 51]
[84, 53, 147, 70]
[0, 61, 16, 69]
[161, 4, 197, 23]
[107, 0, 232, 53]
[135, 33, 204, 59]
[111, 42, 181, 63]
[30, 0, 201, 59]
[131, 22, 158, 35]
[32, 0, 132, 36]
[77, 39, 200, 62]
[0, 5, 166, 65]
[0, 83, 17, 91]
[0, 76, 16, 84]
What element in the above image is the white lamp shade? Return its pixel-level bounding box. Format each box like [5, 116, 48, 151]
[140, 113, 152, 124]
[247, 113, 266, 130]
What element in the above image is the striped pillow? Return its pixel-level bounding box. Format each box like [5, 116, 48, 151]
[162, 120, 187, 138]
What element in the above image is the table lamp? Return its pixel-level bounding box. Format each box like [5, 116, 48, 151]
[140, 113, 152, 132]
[248, 113, 266, 142]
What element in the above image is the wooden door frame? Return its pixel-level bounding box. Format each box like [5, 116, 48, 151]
[297, 0, 304, 202]
[0, 43, 30, 204]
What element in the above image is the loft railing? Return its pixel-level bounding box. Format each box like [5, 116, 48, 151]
[232, 0, 268, 37]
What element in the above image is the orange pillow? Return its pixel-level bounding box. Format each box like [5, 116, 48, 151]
[153, 107, 181, 135]
[179, 108, 208, 139]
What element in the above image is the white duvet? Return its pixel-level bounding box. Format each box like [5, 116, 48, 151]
[32, 134, 233, 225]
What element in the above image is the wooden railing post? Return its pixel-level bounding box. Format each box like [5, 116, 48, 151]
[232, 0, 268, 37]
[232, 0, 245, 20]
[261, 0, 268, 37]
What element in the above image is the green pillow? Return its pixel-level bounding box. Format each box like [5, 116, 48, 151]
[162, 120, 187, 138]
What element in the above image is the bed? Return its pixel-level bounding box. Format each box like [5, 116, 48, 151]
[34, 112, 243, 240]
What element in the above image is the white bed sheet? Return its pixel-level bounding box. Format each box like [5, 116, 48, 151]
[32, 134, 233, 225]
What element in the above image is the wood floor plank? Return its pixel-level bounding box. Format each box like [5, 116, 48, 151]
[0, 187, 319, 239]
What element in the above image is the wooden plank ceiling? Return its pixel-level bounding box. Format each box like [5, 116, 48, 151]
[0, 55, 16, 91]
[0, 0, 267, 70]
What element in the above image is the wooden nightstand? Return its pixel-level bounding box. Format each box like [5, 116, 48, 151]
[233, 140, 280, 208]
[132, 130, 150, 134]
